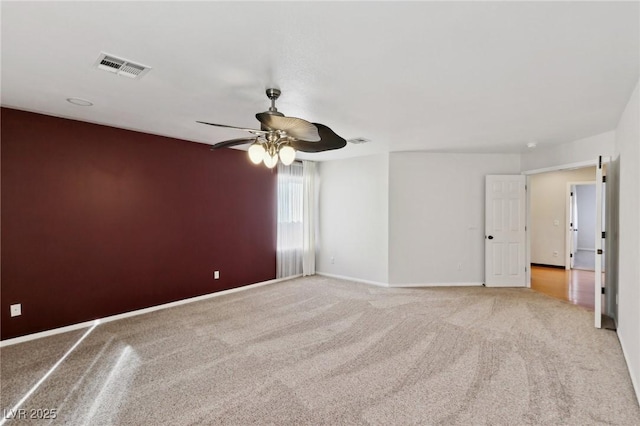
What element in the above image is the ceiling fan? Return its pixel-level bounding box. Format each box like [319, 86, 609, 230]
[197, 88, 346, 168]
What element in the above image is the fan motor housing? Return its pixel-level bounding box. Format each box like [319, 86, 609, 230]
[266, 88, 281, 100]
[264, 88, 284, 116]
[261, 110, 284, 117]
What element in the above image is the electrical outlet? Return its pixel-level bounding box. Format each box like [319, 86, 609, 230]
[457, 262, 462, 270]
[10, 303, 21, 317]
[330, 257, 335, 264]
[214, 270, 220, 280]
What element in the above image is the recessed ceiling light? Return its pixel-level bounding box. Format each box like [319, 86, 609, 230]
[347, 137, 370, 144]
[66, 97, 93, 106]
[527, 141, 537, 149]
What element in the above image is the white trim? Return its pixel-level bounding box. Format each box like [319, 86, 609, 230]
[618, 329, 640, 405]
[0, 320, 97, 348]
[522, 159, 598, 176]
[577, 248, 596, 252]
[0, 275, 300, 347]
[315, 273, 484, 289]
[316, 272, 388, 287]
[389, 282, 484, 288]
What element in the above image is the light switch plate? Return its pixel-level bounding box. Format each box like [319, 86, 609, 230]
[10, 304, 21, 317]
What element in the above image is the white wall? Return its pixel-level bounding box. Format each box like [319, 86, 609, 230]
[576, 184, 596, 251]
[615, 80, 640, 401]
[529, 168, 596, 266]
[316, 154, 389, 285]
[521, 131, 615, 172]
[388, 153, 520, 285]
[315, 81, 639, 402]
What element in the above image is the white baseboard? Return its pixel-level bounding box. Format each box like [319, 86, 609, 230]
[0, 275, 300, 347]
[617, 330, 640, 405]
[315, 273, 484, 289]
[316, 272, 388, 288]
[389, 282, 484, 288]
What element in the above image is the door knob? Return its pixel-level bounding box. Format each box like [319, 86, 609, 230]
[487, 235, 494, 240]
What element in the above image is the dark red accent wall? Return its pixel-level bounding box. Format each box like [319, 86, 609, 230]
[1, 108, 277, 340]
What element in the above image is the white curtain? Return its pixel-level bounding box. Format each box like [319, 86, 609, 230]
[276, 162, 303, 278]
[302, 161, 317, 276]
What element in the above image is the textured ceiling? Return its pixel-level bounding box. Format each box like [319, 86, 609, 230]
[1, 2, 638, 161]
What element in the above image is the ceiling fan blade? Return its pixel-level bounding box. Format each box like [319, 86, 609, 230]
[197, 121, 266, 136]
[289, 123, 347, 153]
[255, 113, 320, 142]
[210, 138, 256, 150]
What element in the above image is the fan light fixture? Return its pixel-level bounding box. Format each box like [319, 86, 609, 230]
[199, 88, 347, 168]
[279, 145, 296, 165]
[247, 139, 296, 168]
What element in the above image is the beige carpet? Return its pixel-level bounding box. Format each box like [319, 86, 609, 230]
[1, 276, 639, 425]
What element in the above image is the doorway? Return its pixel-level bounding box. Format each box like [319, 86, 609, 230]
[567, 182, 597, 271]
[525, 158, 617, 329]
[528, 166, 596, 270]
[528, 168, 597, 311]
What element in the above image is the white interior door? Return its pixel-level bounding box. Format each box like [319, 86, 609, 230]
[603, 159, 617, 323]
[570, 187, 578, 269]
[594, 157, 607, 328]
[485, 175, 526, 287]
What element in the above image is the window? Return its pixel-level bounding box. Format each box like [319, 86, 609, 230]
[277, 162, 303, 277]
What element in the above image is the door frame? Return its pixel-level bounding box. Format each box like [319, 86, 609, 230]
[565, 181, 597, 271]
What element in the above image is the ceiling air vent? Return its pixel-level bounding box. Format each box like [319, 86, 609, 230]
[94, 53, 151, 79]
[347, 137, 370, 144]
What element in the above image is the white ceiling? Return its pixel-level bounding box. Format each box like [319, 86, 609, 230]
[1, 2, 638, 161]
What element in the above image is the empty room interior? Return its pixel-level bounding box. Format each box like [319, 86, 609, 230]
[1, 2, 639, 425]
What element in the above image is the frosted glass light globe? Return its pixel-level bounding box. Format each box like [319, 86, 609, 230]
[263, 152, 278, 169]
[279, 145, 296, 165]
[248, 143, 265, 164]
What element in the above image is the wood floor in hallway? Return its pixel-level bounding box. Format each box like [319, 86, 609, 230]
[530, 265, 595, 310]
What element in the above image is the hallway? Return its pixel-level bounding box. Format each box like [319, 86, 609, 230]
[573, 249, 596, 270]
